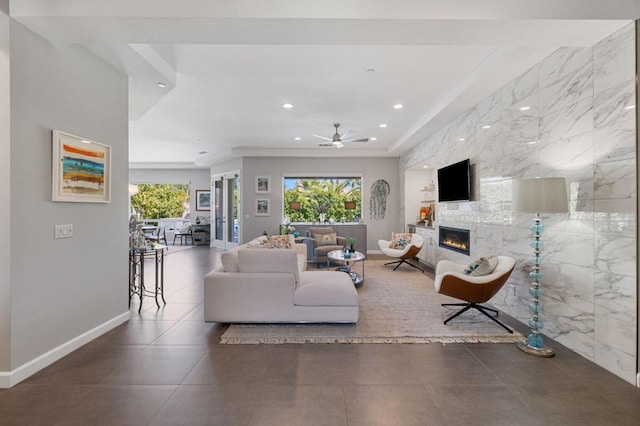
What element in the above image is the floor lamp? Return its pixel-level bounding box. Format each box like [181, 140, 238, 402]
[512, 177, 568, 357]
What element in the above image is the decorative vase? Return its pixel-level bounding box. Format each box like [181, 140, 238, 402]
[349, 245, 355, 253]
[319, 213, 325, 223]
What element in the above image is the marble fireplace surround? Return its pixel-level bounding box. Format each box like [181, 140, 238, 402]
[400, 23, 637, 384]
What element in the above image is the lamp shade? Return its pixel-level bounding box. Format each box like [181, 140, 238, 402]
[512, 177, 568, 214]
[288, 201, 301, 211]
[344, 201, 356, 210]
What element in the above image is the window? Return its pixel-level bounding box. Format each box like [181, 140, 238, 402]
[283, 177, 361, 223]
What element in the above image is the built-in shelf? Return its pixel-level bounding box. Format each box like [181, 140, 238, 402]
[421, 200, 436, 203]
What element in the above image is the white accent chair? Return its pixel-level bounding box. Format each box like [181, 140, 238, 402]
[377, 233, 424, 272]
[434, 256, 516, 333]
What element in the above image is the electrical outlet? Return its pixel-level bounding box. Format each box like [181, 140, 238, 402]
[55, 224, 73, 239]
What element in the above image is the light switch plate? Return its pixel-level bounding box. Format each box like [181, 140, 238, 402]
[55, 224, 73, 239]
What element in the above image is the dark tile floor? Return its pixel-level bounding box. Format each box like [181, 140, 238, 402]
[1, 246, 639, 425]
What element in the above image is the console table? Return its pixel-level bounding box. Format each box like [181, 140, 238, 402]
[129, 245, 167, 313]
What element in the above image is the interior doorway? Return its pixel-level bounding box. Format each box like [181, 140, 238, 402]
[211, 172, 240, 250]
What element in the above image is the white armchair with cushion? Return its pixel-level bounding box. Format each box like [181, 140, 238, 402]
[378, 232, 424, 272]
[434, 256, 516, 333]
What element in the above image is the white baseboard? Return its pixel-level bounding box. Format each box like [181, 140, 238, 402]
[0, 311, 129, 388]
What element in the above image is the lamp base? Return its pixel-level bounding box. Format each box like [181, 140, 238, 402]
[517, 340, 555, 358]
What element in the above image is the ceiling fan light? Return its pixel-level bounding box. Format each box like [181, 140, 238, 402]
[333, 141, 344, 148]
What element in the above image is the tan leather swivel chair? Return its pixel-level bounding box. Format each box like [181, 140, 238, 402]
[434, 256, 516, 333]
[378, 233, 424, 272]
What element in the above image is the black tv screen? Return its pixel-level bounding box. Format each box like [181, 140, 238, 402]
[437, 159, 471, 202]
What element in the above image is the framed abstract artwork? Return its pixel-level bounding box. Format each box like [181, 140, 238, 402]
[255, 175, 271, 194]
[255, 198, 270, 216]
[196, 190, 211, 211]
[52, 130, 111, 203]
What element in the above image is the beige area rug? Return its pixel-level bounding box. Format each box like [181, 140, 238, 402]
[220, 259, 524, 344]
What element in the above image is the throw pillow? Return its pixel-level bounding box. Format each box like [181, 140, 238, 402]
[263, 235, 294, 249]
[390, 232, 412, 249]
[313, 232, 337, 246]
[464, 256, 499, 276]
[178, 223, 191, 233]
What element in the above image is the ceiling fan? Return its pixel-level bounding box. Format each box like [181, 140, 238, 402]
[313, 123, 369, 148]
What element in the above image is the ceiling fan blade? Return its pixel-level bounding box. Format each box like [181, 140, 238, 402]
[342, 138, 370, 143]
[340, 129, 354, 140]
[318, 143, 335, 147]
[312, 134, 332, 141]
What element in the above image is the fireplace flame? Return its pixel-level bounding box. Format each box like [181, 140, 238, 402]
[442, 238, 468, 251]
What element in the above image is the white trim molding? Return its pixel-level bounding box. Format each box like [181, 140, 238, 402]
[0, 312, 129, 388]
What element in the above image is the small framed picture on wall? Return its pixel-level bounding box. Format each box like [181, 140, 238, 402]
[255, 198, 270, 216]
[255, 176, 271, 194]
[196, 190, 211, 211]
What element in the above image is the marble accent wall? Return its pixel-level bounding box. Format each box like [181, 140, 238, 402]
[400, 23, 637, 384]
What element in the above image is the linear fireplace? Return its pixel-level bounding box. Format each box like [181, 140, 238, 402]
[439, 226, 470, 255]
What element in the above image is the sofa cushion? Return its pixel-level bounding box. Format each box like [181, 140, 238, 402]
[390, 232, 412, 249]
[238, 248, 300, 283]
[315, 245, 344, 257]
[314, 232, 337, 246]
[220, 246, 241, 272]
[294, 271, 358, 306]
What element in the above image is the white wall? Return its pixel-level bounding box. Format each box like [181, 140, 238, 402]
[0, 7, 10, 373]
[241, 156, 399, 251]
[8, 20, 129, 374]
[401, 23, 637, 384]
[129, 168, 211, 219]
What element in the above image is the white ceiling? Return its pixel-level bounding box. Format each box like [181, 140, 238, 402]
[11, 0, 639, 168]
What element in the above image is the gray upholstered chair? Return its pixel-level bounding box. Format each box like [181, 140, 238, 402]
[304, 227, 347, 268]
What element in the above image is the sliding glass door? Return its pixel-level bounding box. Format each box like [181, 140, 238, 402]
[211, 172, 240, 250]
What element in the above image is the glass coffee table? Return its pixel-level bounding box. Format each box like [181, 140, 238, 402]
[327, 250, 365, 287]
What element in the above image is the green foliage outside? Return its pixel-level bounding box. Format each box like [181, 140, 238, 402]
[131, 184, 190, 219]
[284, 178, 361, 222]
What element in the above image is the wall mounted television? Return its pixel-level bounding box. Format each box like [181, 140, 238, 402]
[437, 159, 471, 202]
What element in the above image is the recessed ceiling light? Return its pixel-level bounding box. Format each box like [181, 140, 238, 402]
[458, 138, 465, 141]
[157, 83, 167, 88]
[482, 125, 491, 129]
[519, 106, 531, 111]
[198, 151, 208, 155]
[423, 165, 428, 169]
[370, 137, 377, 141]
[393, 104, 403, 109]
[294, 137, 301, 141]
[624, 104, 636, 110]
[80, 140, 91, 144]
[527, 140, 540, 145]
[282, 103, 294, 109]
[379, 123, 387, 128]
[367, 69, 375, 73]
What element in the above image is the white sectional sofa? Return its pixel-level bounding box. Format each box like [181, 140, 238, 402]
[204, 236, 359, 323]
